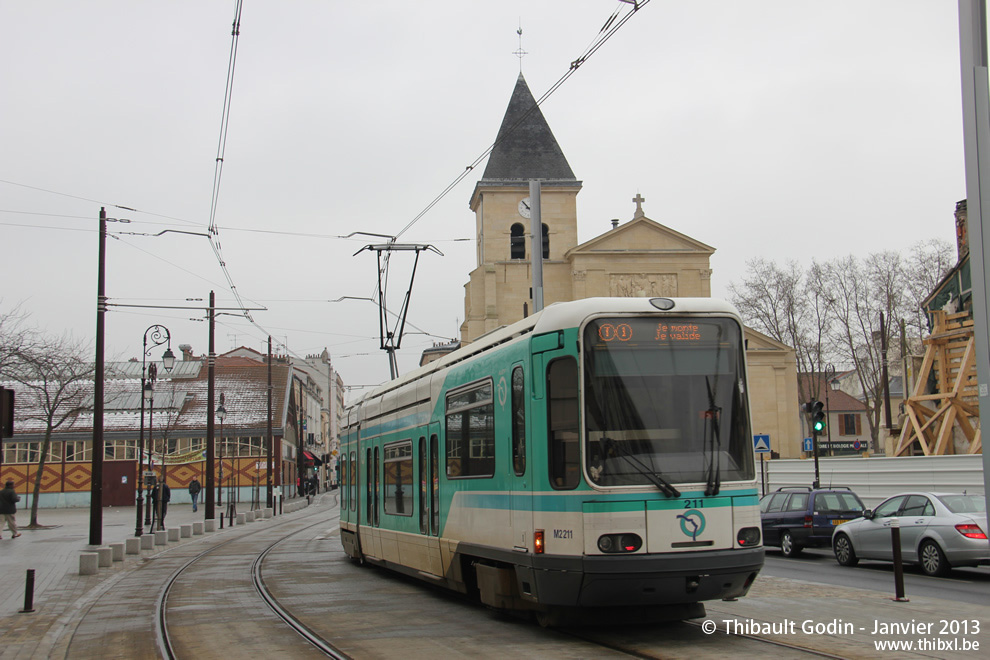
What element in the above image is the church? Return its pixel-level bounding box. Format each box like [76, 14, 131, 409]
[458, 73, 801, 459]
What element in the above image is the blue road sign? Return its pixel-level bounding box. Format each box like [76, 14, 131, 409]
[753, 434, 771, 453]
[803, 437, 814, 452]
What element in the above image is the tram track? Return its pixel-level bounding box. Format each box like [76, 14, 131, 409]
[157, 494, 348, 659]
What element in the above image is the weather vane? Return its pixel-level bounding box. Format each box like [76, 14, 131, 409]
[512, 21, 528, 72]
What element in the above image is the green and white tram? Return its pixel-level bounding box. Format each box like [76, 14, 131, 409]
[339, 297, 763, 622]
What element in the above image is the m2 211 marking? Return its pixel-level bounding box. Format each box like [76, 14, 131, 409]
[552, 529, 573, 539]
[683, 499, 705, 508]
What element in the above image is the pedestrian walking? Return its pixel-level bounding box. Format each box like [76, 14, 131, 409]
[0, 480, 21, 539]
[189, 478, 201, 512]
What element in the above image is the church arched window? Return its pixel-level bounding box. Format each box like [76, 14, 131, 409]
[510, 223, 525, 260]
[542, 224, 550, 259]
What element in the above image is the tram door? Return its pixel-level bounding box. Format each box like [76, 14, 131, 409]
[508, 364, 533, 553]
[424, 422, 443, 576]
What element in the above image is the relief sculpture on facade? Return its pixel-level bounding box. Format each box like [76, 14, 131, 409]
[610, 273, 677, 297]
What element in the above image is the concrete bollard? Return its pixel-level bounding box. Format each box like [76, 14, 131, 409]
[141, 534, 155, 550]
[79, 552, 99, 576]
[204, 519, 216, 533]
[263, 508, 272, 519]
[125, 537, 141, 555]
[96, 547, 113, 568]
[245, 511, 255, 522]
[193, 521, 204, 535]
[110, 542, 125, 562]
[180, 524, 192, 538]
[167, 527, 180, 542]
[154, 530, 167, 546]
[236, 513, 246, 525]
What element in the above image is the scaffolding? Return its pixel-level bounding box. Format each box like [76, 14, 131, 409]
[895, 310, 982, 455]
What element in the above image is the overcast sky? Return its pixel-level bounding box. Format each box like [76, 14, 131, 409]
[0, 1, 974, 398]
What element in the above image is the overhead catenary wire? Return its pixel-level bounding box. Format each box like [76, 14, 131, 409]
[392, 0, 649, 241]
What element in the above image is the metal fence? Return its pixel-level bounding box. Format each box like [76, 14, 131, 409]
[762, 454, 985, 507]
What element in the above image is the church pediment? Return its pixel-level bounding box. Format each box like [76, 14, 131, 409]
[567, 216, 715, 258]
[744, 326, 794, 352]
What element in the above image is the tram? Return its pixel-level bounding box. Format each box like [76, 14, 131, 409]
[339, 297, 763, 623]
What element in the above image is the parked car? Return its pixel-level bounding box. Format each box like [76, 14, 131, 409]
[759, 486, 865, 557]
[832, 492, 989, 577]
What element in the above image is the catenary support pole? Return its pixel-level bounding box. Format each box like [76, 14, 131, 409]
[89, 208, 107, 546]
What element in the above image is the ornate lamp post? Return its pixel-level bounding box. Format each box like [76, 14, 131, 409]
[824, 363, 836, 457]
[135, 325, 175, 537]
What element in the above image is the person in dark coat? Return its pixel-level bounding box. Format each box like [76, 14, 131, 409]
[188, 478, 201, 512]
[0, 480, 21, 538]
[150, 481, 171, 529]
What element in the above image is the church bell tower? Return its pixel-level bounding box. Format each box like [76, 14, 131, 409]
[461, 73, 582, 342]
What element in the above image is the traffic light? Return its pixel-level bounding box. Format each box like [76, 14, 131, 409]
[811, 400, 825, 433]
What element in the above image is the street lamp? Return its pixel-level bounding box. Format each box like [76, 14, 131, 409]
[135, 324, 174, 538]
[216, 394, 226, 528]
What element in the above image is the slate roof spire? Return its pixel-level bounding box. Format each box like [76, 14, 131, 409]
[482, 73, 576, 181]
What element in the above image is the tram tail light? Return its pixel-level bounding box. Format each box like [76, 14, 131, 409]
[534, 529, 545, 554]
[597, 533, 642, 553]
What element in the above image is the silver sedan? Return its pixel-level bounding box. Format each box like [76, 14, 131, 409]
[832, 492, 988, 577]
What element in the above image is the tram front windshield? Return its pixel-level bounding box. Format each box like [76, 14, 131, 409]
[583, 316, 754, 487]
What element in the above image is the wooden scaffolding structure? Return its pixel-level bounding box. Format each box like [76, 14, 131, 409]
[895, 310, 982, 456]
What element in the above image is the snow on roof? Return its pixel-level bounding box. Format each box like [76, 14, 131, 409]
[2, 360, 291, 439]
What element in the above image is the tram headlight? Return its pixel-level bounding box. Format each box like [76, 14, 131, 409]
[737, 527, 761, 547]
[649, 297, 675, 310]
[597, 533, 642, 553]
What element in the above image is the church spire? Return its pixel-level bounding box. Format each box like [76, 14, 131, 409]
[481, 73, 576, 181]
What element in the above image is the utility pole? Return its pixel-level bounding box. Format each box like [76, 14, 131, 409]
[205, 291, 216, 520]
[267, 335, 273, 509]
[89, 207, 107, 546]
[530, 180, 544, 313]
[957, 0, 990, 509]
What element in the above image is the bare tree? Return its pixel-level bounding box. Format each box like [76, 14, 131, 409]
[903, 238, 955, 342]
[0, 302, 38, 376]
[728, 257, 831, 404]
[815, 252, 908, 451]
[6, 334, 94, 527]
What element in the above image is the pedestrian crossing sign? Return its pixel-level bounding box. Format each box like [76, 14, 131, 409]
[753, 435, 771, 453]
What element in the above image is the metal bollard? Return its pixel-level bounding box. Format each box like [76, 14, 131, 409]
[890, 519, 909, 602]
[21, 569, 35, 613]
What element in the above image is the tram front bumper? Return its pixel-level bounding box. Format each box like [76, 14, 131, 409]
[524, 546, 764, 607]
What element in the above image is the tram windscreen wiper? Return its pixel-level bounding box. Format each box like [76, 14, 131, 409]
[704, 376, 721, 497]
[602, 437, 680, 497]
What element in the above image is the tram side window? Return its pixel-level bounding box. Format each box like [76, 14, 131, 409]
[341, 455, 347, 510]
[419, 438, 428, 533]
[430, 434, 440, 535]
[445, 380, 495, 479]
[512, 366, 526, 476]
[384, 440, 413, 516]
[366, 448, 373, 524]
[547, 357, 580, 490]
[350, 451, 356, 512]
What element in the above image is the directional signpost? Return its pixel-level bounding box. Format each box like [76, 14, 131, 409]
[754, 434, 771, 495]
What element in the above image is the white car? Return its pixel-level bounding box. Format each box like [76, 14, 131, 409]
[832, 492, 988, 577]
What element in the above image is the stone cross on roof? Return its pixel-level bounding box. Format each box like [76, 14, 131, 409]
[633, 193, 646, 219]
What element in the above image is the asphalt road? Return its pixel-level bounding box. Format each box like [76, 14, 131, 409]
[762, 545, 990, 606]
